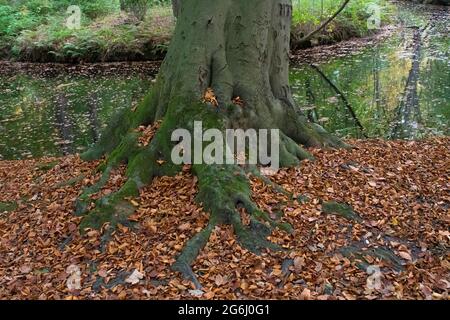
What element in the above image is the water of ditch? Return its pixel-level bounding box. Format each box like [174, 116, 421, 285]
[0, 5, 448, 160]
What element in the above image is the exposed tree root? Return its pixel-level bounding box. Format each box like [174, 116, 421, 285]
[173, 163, 293, 286]
[75, 96, 347, 284]
[75, 0, 351, 287]
[279, 132, 315, 167]
[322, 201, 363, 223]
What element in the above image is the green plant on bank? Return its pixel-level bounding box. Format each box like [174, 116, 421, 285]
[13, 21, 147, 61]
[1, 0, 393, 61]
[120, 0, 150, 21]
[292, 0, 393, 39]
[0, 0, 115, 53]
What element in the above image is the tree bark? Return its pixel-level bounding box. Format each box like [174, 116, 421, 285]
[172, 0, 181, 18]
[78, 0, 346, 287]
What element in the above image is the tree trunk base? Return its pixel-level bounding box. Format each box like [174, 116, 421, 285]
[75, 0, 350, 286]
[75, 92, 346, 285]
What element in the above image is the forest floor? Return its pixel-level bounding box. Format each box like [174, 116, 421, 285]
[0, 138, 448, 300]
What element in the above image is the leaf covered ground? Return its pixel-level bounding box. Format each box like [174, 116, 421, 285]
[0, 138, 448, 300]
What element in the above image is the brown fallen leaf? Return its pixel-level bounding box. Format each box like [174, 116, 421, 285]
[125, 269, 144, 285]
[204, 291, 215, 299]
[177, 222, 191, 231]
[98, 269, 108, 278]
[398, 251, 412, 261]
[232, 96, 244, 107]
[20, 265, 32, 274]
[202, 88, 218, 107]
[130, 200, 140, 207]
[293, 256, 304, 272]
[300, 288, 311, 300]
[215, 274, 225, 286]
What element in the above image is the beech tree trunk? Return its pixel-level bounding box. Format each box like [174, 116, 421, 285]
[78, 0, 345, 287]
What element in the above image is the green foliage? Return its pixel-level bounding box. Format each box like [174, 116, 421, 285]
[0, 201, 17, 213]
[0, 4, 42, 38]
[292, 0, 393, 36]
[58, 0, 117, 19]
[120, 0, 150, 21]
[3, 0, 173, 61]
[0, 0, 395, 61]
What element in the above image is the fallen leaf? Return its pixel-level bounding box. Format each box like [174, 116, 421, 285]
[398, 251, 412, 261]
[125, 269, 144, 285]
[300, 288, 311, 300]
[204, 291, 215, 299]
[215, 275, 225, 286]
[189, 289, 204, 297]
[177, 223, 191, 231]
[20, 265, 32, 274]
[368, 180, 377, 187]
[202, 88, 218, 107]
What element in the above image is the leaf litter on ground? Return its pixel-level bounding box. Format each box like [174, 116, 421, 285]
[0, 138, 448, 300]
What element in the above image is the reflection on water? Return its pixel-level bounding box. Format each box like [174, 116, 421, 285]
[0, 73, 152, 160]
[0, 7, 448, 160]
[291, 7, 449, 139]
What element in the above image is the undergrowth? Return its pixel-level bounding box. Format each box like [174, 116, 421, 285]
[0, 0, 393, 62]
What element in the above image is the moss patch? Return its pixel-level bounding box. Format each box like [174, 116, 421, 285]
[0, 201, 18, 213]
[322, 201, 363, 222]
[35, 160, 59, 171]
[340, 245, 405, 272]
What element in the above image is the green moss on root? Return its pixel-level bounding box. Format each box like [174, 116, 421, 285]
[0, 201, 18, 213]
[35, 160, 59, 171]
[322, 201, 363, 223]
[340, 245, 405, 272]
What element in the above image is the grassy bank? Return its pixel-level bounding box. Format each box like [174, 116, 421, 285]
[0, 0, 394, 63]
[291, 0, 393, 48]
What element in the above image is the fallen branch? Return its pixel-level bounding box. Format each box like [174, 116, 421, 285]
[309, 64, 368, 137]
[298, 0, 351, 44]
